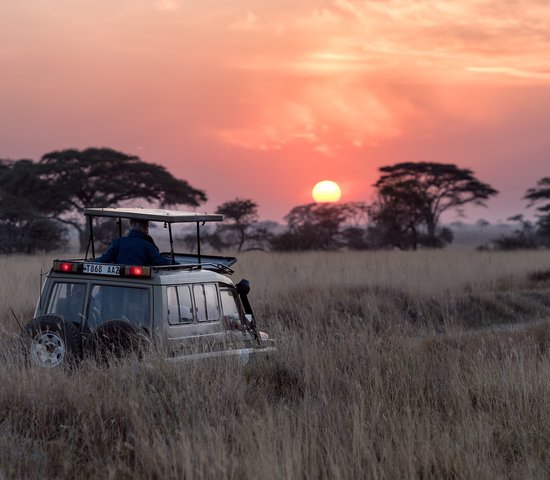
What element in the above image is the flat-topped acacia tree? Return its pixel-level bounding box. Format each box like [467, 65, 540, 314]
[36, 148, 207, 251]
[370, 162, 498, 249]
[215, 198, 259, 252]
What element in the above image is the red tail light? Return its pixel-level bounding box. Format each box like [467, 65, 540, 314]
[53, 261, 78, 273]
[124, 265, 151, 277]
[129, 266, 142, 276]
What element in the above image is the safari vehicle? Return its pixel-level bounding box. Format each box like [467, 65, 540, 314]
[20, 207, 275, 368]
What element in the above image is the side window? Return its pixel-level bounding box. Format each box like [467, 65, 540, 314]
[220, 288, 242, 329]
[220, 288, 241, 317]
[178, 286, 194, 323]
[47, 282, 87, 325]
[193, 284, 220, 322]
[167, 287, 179, 325]
[167, 286, 194, 325]
[87, 285, 150, 330]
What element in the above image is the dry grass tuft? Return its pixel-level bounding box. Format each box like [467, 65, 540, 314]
[0, 249, 549, 478]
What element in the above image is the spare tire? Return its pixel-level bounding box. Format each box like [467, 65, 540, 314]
[21, 315, 83, 368]
[87, 320, 150, 362]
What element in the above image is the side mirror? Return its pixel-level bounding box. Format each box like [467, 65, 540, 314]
[236, 279, 251, 295]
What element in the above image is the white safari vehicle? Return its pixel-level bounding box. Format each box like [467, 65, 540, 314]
[21, 207, 275, 368]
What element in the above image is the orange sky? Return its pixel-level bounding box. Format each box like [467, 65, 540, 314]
[1, 1, 549, 222]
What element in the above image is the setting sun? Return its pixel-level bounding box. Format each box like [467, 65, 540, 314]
[312, 180, 342, 203]
[1, 2, 549, 221]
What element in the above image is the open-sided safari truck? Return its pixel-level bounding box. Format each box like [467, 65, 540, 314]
[20, 207, 275, 368]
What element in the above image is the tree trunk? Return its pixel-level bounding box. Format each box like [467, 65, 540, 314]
[237, 227, 246, 252]
[411, 226, 418, 250]
[426, 217, 436, 245]
[78, 226, 88, 254]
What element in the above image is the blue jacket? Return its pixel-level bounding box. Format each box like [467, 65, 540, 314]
[95, 230, 172, 266]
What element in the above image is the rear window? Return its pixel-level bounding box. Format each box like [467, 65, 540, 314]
[87, 284, 150, 330]
[47, 282, 87, 325]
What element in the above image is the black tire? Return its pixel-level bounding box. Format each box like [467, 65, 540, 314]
[87, 320, 150, 362]
[21, 315, 83, 368]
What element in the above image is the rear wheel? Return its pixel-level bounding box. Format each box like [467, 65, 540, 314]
[21, 315, 83, 368]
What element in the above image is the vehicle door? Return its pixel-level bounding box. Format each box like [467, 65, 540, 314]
[85, 283, 152, 332]
[165, 282, 225, 357]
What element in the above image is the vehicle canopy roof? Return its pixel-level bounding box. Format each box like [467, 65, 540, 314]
[83, 207, 224, 264]
[84, 207, 223, 224]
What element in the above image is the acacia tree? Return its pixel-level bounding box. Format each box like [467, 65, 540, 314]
[34, 148, 207, 251]
[180, 198, 271, 252]
[524, 177, 550, 244]
[272, 202, 369, 251]
[215, 198, 259, 251]
[0, 160, 66, 253]
[368, 186, 426, 249]
[370, 162, 497, 249]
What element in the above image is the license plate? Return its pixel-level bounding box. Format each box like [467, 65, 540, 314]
[82, 263, 121, 276]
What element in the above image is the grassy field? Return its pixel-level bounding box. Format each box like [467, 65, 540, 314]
[0, 250, 549, 479]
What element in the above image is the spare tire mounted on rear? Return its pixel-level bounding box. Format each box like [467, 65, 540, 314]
[21, 315, 82, 368]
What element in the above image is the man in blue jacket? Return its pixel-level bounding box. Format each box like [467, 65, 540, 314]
[94, 219, 172, 266]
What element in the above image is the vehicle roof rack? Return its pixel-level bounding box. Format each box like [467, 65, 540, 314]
[83, 207, 224, 265]
[155, 262, 235, 275]
[83, 207, 223, 223]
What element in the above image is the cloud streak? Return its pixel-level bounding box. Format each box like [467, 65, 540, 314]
[466, 66, 550, 79]
[211, 0, 550, 153]
[1, 0, 549, 221]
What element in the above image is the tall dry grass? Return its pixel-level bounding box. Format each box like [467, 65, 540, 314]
[0, 249, 549, 479]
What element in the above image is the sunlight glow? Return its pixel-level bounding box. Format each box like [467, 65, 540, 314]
[312, 180, 342, 203]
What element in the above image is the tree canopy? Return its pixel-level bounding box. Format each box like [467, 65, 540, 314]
[0, 160, 66, 253]
[370, 162, 497, 249]
[272, 202, 369, 251]
[215, 198, 260, 251]
[35, 148, 207, 250]
[180, 198, 274, 252]
[525, 177, 550, 209]
[524, 177, 550, 243]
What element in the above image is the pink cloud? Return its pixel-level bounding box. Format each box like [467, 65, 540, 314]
[1, 1, 549, 221]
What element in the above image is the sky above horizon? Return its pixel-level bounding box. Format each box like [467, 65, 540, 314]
[1, 0, 549, 223]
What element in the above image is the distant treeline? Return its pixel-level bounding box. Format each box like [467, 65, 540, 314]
[1, 148, 548, 253]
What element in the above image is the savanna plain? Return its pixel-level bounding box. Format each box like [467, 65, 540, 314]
[0, 250, 549, 479]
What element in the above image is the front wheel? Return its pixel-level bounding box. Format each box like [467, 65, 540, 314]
[21, 315, 83, 368]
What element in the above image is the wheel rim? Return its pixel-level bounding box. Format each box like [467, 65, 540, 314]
[30, 331, 66, 367]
